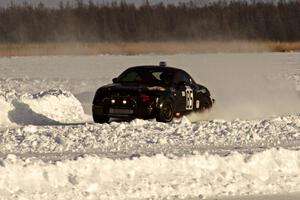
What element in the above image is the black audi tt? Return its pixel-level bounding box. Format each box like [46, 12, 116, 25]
[92, 62, 214, 123]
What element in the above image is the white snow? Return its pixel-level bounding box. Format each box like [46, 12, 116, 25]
[1, 148, 300, 199]
[17, 88, 88, 124]
[0, 53, 300, 199]
[0, 88, 87, 126]
[0, 96, 14, 127]
[1, 116, 300, 155]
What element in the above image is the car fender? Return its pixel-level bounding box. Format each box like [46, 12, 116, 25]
[155, 89, 176, 110]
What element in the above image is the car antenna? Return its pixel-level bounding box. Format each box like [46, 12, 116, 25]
[159, 61, 167, 67]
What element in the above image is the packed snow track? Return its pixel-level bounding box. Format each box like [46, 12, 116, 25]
[0, 53, 300, 199]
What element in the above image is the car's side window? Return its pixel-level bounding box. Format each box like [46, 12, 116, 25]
[174, 71, 193, 84]
[152, 72, 163, 81]
[159, 71, 174, 86]
[120, 71, 141, 82]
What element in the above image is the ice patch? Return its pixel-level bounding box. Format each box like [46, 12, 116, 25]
[0, 89, 87, 126]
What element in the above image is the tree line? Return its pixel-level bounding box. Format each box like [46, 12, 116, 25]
[0, 0, 299, 43]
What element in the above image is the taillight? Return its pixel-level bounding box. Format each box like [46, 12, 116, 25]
[140, 93, 150, 102]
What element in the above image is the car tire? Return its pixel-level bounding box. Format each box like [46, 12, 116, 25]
[156, 99, 174, 122]
[93, 114, 109, 123]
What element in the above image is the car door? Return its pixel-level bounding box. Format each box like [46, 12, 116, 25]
[174, 71, 195, 112]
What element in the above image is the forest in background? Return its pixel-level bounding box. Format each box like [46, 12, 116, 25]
[0, 0, 299, 43]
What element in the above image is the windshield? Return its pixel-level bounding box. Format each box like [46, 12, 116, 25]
[117, 68, 174, 86]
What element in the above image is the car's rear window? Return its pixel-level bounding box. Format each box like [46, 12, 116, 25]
[118, 68, 174, 86]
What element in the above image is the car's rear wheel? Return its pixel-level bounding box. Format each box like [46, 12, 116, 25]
[156, 100, 174, 122]
[93, 114, 109, 124]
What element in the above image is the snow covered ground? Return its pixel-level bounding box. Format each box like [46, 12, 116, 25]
[0, 53, 300, 199]
[2, 148, 300, 200]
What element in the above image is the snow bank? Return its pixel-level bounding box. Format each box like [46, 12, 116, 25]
[0, 89, 87, 126]
[0, 96, 14, 127]
[17, 89, 87, 124]
[1, 148, 300, 199]
[1, 116, 300, 154]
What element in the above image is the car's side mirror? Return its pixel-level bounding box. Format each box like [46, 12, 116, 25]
[112, 78, 118, 83]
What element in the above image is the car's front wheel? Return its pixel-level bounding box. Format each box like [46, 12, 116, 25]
[156, 99, 174, 122]
[93, 114, 109, 124]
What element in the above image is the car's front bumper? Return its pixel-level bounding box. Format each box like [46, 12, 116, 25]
[92, 101, 156, 119]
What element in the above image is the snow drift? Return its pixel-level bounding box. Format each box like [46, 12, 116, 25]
[1, 148, 300, 200]
[0, 89, 87, 126]
[0, 96, 14, 127]
[1, 116, 300, 155]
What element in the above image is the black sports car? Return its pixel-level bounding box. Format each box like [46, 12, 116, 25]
[92, 62, 214, 123]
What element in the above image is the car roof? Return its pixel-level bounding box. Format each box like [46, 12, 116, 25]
[126, 65, 184, 72]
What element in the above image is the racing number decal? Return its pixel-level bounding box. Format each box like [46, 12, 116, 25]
[185, 86, 193, 110]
